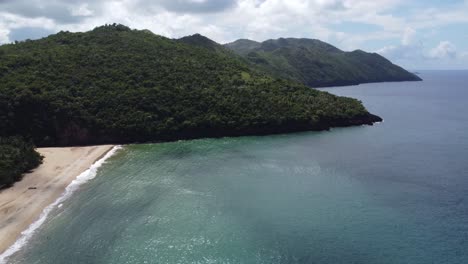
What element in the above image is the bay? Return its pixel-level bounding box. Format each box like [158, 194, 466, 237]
[8, 70, 468, 264]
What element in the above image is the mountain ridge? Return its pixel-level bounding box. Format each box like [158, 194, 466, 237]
[223, 37, 421, 87]
[0, 24, 381, 149]
[0, 24, 386, 188]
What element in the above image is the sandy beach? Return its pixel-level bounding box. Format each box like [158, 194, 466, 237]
[0, 145, 114, 255]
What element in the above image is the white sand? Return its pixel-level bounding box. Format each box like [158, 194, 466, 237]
[0, 145, 114, 254]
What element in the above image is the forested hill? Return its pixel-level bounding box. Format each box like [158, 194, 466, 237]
[225, 37, 421, 87]
[177, 33, 230, 54]
[0, 24, 381, 150]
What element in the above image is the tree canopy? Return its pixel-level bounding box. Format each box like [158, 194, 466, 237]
[0, 24, 381, 147]
[225, 37, 421, 87]
[0, 24, 383, 186]
[0, 137, 42, 188]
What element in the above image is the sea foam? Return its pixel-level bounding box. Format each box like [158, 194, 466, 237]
[0, 145, 122, 264]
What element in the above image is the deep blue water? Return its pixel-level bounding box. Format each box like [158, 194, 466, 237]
[6, 70, 468, 263]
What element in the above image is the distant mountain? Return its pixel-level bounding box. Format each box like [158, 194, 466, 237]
[177, 33, 228, 54]
[223, 39, 261, 55]
[176, 34, 240, 60]
[0, 24, 380, 149]
[225, 37, 421, 87]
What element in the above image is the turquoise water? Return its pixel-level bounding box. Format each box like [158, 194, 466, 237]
[7, 71, 468, 263]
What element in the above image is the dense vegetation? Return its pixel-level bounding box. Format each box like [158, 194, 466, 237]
[0, 24, 381, 150]
[225, 38, 422, 87]
[0, 137, 43, 188]
[178, 33, 234, 55]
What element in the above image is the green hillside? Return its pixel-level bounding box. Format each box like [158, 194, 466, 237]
[177, 33, 232, 54]
[0, 24, 384, 186]
[225, 37, 421, 87]
[0, 24, 381, 148]
[0, 137, 42, 188]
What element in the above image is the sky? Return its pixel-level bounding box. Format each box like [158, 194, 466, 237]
[1, 0, 467, 70]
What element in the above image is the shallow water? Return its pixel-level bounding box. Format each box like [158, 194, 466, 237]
[7, 70, 468, 263]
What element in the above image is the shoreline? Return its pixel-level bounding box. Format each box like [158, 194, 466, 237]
[0, 145, 116, 259]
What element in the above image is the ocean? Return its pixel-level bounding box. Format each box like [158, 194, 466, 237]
[5, 70, 468, 263]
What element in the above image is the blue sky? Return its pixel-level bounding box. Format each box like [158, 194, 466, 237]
[1, 0, 467, 69]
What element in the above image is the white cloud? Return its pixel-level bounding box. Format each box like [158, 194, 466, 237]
[377, 44, 423, 61]
[411, 7, 468, 30]
[428, 41, 456, 59]
[377, 39, 468, 70]
[314, 0, 346, 10]
[70, 3, 94, 17]
[0, 0, 467, 68]
[0, 12, 55, 30]
[0, 26, 9, 43]
[376, 27, 422, 61]
[401, 27, 416, 45]
[0, 0, 451, 44]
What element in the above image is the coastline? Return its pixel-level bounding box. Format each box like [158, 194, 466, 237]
[0, 145, 115, 259]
